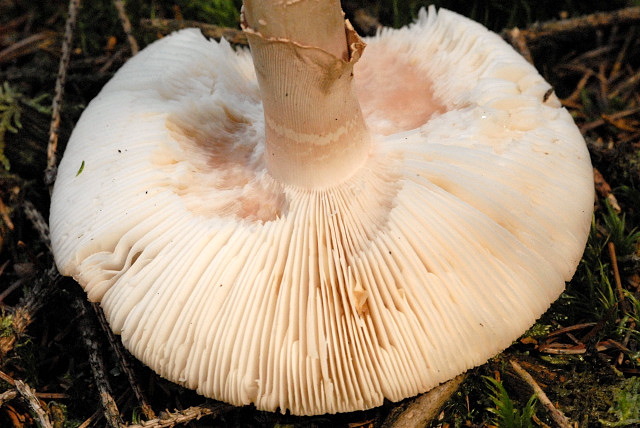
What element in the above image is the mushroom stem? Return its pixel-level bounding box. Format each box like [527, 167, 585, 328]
[242, 0, 371, 188]
[242, 0, 349, 61]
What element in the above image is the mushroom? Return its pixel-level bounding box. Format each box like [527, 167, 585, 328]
[49, 1, 594, 416]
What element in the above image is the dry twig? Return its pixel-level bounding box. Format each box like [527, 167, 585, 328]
[608, 242, 628, 314]
[91, 302, 156, 420]
[581, 106, 640, 134]
[124, 403, 230, 428]
[75, 297, 123, 428]
[0, 196, 61, 358]
[77, 408, 102, 428]
[0, 31, 56, 64]
[381, 375, 466, 428]
[139, 18, 247, 45]
[45, 0, 81, 186]
[352, 8, 382, 36]
[0, 192, 61, 355]
[508, 7, 640, 48]
[15, 379, 53, 428]
[0, 278, 25, 304]
[502, 27, 534, 64]
[0, 389, 18, 406]
[607, 241, 638, 366]
[593, 168, 621, 213]
[18, 264, 61, 316]
[22, 199, 52, 252]
[503, 6, 640, 77]
[113, 0, 139, 55]
[510, 360, 572, 428]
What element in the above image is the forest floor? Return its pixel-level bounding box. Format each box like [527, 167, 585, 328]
[0, 1, 639, 427]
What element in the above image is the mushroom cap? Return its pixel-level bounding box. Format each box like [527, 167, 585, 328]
[50, 7, 593, 416]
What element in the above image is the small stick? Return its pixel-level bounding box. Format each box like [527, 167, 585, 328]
[609, 239, 637, 365]
[562, 70, 594, 106]
[91, 302, 156, 420]
[75, 297, 123, 428]
[546, 322, 596, 338]
[139, 18, 247, 45]
[35, 392, 70, 400]
[0, 31, 56, 64]
[45, 0, 81, 187]
[609, 69, 640, 100]
[0, 389, 18, 406]
[0, 14, 29, 35]
[352, 8, 382, 36]
[0, 369, 16, 385]
[609, 27, 635, 83]
[617, 326, 636, 365]
[580, 304, 618, 344]
[124, 403, 230, 428]
[510, 360, 572, 428]
[113, 0, 139, 55]
[507, 7, 640, 47]
[77, 408, 101, 428]
[18, 264, 61, 315]
[579, 106, 640, 133]
[607, 242, 628, 314]
[598, 62, 608, 106]
[381, 375, 466, 428]
[0, 198, 14, 231]
[99, 46, 128, 73]
[503, 27, 534, 64]
[540, 341, 621, 355]
[0, 202, 60, 356]
[22, 199, 52, 252]
[0, 287, 63, 360]
[0, 278, 25, 304]
[0, 370, 69, 402]
[593, 168, 621, 213]
[15, 380, 53, 428]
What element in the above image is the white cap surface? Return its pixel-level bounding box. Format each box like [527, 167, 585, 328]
[50, 7, 593, 415]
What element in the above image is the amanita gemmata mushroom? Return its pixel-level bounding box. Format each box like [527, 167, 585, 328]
[50, 0, 594, 416]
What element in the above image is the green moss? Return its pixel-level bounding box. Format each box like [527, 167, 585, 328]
[0, 82, 23, 170]
[554, 365, 622, 424]
[485, 376, 537, 428]
[175, 0, 241, 26]
[600, 377, 640, 426]
[0, 313, 14, 338]
[0, 81, 51, 172]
